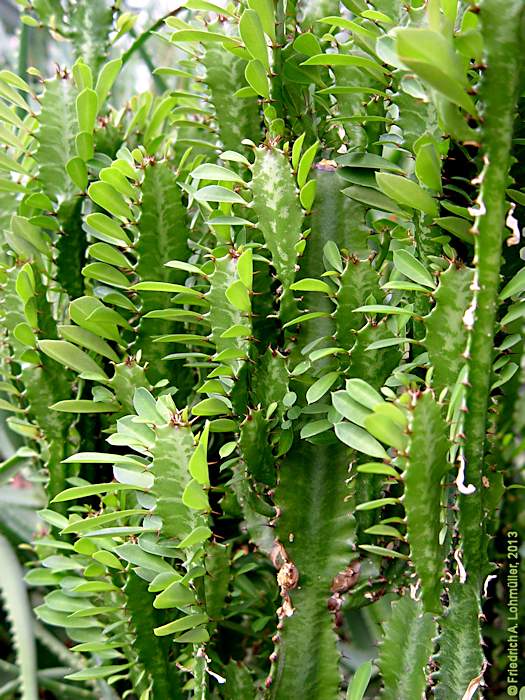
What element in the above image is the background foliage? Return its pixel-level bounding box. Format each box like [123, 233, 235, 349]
[0, 0, 524, 698]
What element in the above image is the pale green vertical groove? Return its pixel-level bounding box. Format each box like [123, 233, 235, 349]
[460, 0, 524, 581]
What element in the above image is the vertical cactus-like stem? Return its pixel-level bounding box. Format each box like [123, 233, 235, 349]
[460, 0, 524, 581]
[271, 0, 286, 120]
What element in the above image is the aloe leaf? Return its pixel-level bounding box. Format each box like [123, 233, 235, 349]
[0, 535, 38, 700]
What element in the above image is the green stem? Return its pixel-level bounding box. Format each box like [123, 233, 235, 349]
[121, 10, 180, 92]
[127, 27, 168, 93]
[460, 0, 524, 581]
[16, 22, 29, 119]
[271, 0, 285, 120]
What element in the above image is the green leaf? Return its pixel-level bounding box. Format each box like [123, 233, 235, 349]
[50, 400, 119, 413]
[88, 242, 130, 268]
[191, 163, 244, 182]
[396, 29, 476, 114]
[76, 88, 98, 133]
[435, 216, 473, 242]
[182, 479, 210, 511]
[393, 249, 436, 289]
[323, 241, 343, 273]
[237, 249, 253, 290]
[88, 181, 133, 220]
[499, 266, 525, 300]
[61, 509, 147, 535]
[290, 278, 332, 294]
[336, 152, 403, 172]
[92, 551, 123, 570]
[297, 141, 319, 188]
[189, 423, 210, 485]
[283, 311, 331, 329]
[306, 372, 339, 404]
[178, 526, 213, 548]
[247, 0, 275, 41]
[376, 173, 438, 217]
[153, 581, 196, 609]
[82, 262, 130, 288]
[154, 613, 209, 637]
[346, 660, 373, 700]
[95, 58, 123, 105]
[38, 340, 107, 379]
[292, 133, 306, 171]
[192, 398, 231, 416]
[344, 379, 383, 410]
[300, 419, 332, 439]
[353, 305, 414, 316]
[364, 413, 406, 451]
[65, 665, 131, 681]
[300, 180, 317, 212]
[173, 627, 209, 643]
[195, 185, 246, 204]
[301, 53, 386, 78]
[334, 422, 389, 458]
[366, 337, 414, 350]
[168, 28, 240, 46]
[355, 497, 399, 511]
[342, 184, 407, 217]
[86, 212, 131, 245]
[415, 142, 442, 191]
[66, 157, 88, 190]
[331, 391, 371, 427]
[52, 483, 142, 503]
[245, 59, 270, 99]
[226, 279, 251, 312]
[356, 463, 399, 477]
[62, 452, 146, 467]
[114, 544, 174, 573]
[239, 9, 270, 70]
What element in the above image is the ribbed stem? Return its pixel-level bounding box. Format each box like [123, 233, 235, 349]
[271, 0, 285, 119]
[460, 0, 524, 581]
